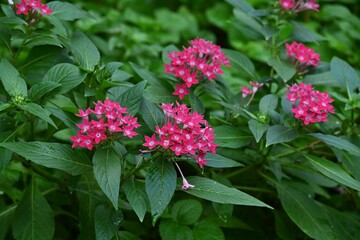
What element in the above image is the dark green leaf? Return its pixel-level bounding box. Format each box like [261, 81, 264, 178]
[0, 59, 27, 97]
[0, 142, 92, 175]
[94, 204, 121, 240]
[172, 199, 203, 225]
[139, 98, 164, 131]
[205, 153, 243, 168]
[111, 70, 133, 82]
[159, 220, 193, 240]
[266, 125, 298, 147]
[193, 220, 224, 240]
[25, 35, 62, 48]
[305, 154, 360, 191]
[0, 103, 11, 112]
[303, 71, 340, 87]
[46, 107, 79, 132]
[145, 159, 176, 223]
[42, 63, 86, 95]
[268, 56, 296, 82]
[214, 126, 252, 149]
[71, 30, 100, 71]
[189, 90, 205, 114]
[212, 202, 233, 223]
[259, 94, 278, 114]
[124, 177, 149, 222]
[223, 49, 256, 79]
[117, 231, 140, 240]
[248, 119, 269, 143]
[0, 147, 12, 171]
[277, 183, 337, 240]
[233, 9, 268, 39]
[290, 21, 326, 43]
[0, 205, 16, 240]
[93, 148, 121, 210]
[18, 102, 57, 128]
[47, 2, 89, 21]
[28, 81, 60, 100]
[12, 179, 54, 240]
[310, 133, 360, 157]
[183, 176, 271, 208]
[129, 62, 161, 87]
[116, 81, 146, 116]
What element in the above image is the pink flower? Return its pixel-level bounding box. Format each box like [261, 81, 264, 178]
[143, 103, 216, 168]
[16, 0, 30, 15]
[15, 0, 53, 16]
[280, 0, 319, 12]
[240, 86, 253, 98]
[280, 0, 295, 10]
[71, 99, 140, 150]
[286, 83, 334, 125]
[164, 38, 230, 99]
[285, 42, 320, 73]
[182, 177, 195, 190]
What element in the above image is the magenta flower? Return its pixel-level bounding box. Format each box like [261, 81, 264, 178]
[280, 0, 319, 13]
[15, 0, 53, 16]
[286, 42, 320, 73]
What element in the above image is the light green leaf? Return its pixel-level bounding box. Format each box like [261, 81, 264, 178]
[18, 102, 57, 128]
[42, 63, 86, 94]
[248, 119, 269, 143]
[94, 204, 121, 240]
[93, 148, 121, 210]
[205, 153, 243, 168]
[47, 2, 89, 21]
[0, 103, 11, 112]
[160, 220, 193, 240]
[277, 183, 337, 240]
[116, 81, 146, 116]
[71, 30, 100, 71]
[303, 71, 340, 87]
[12, 179, 54, 240]
[183, 176, 272, 208]
[310, 133, 360, 157]
[0, 58, 27, 97]
[214, 126, 252, 149]
[139, 98, 164, 131]
[259, 94, 278, 114]
[266, 125, 298, 147]
[172, 199, 203, 225]
[193, 220, 224, 240]
[145, 159, 176, 223]
[223, 49, 256, 79]
[290, 21, 326, 43]
[189, 90, 205, 114]
[111, 70, 133, 82]
[330, 57, 360, 99]
[0, 142, 92, 175]
[124, 177, 149, 222]
[268, 56, 296, 82]
[305, 154, 360, 191]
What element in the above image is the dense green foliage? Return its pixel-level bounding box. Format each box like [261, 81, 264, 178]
[1, 0, 360, 239]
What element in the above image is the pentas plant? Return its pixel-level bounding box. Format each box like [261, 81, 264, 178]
[164, 38, 230, 99]
[14, 0, 53, 16]
[285, 42, 320, 74]
[240, 81, 264, 107]
[280, 0, 319, 12]
[143, 102, 217, 169]
[71, 99, 140, 150]
[287, 83, 335, 125]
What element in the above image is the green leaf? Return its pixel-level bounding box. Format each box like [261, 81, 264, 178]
[193, 220, 224, 240]
[233, 9, 268, 40]
[305, 154, 360, 191]
[145, 159, 177, 223]
[116, 81, 146, 116]
[111, 70, 133, 82]
[117, 231, 141, 240]
[129, 62, 161, 87]
[248, 119, 269, 143]
[47, 2, 89, 21]
[309, 133, 360, 157]
[0, 58, 27, 97]
[330, 57, 360, 99]
[139, 98, 164, 131]
[162, 44, 179, 64]
[18, 102, 57, 128]
[205, 153, 243, 168]
[183, 176, 271, 208]
[94, 204, 121, 240]
[46, 107, 79, 133]
[303, 71, 340, 87]
[189, 90, 205, 114]
[28, 81, 60, 100]
[223, 49, 256, 79]
[214, 126, 252, 149]
[42, 63, 86, 94]
[124, 177, 149, 222]
[267, 56, 296, 82]
[172, 199, 203, 225]
[0, 142, 92, 175]
[12, 179, 54, 240]
[25, 35, 62, 48]
[212, 202, 233, 223]
[259, 94, 278, 114]
[0, 147, 12, 171]
[93, 148, 121, 210]
[71, 30, 100, 71]
[277, 183, 336, 240]
[0, 103, 11, 112]
[335, 150, 360, 181]
[0, 205, 16, 240]
[290, 21, 326, 43]
[266, 125, 298, 147]
[159, 220, 193, 240]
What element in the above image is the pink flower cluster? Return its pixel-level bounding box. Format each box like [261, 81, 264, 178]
[280, 0, 319, 12]
[15, 0, 53, 16]
[70, 100, 140, 150]
[143, 102, 217, 168]
[286, 42, 320, 73]
[164, 38, 230, 99]
[286, 83, 334, 125]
